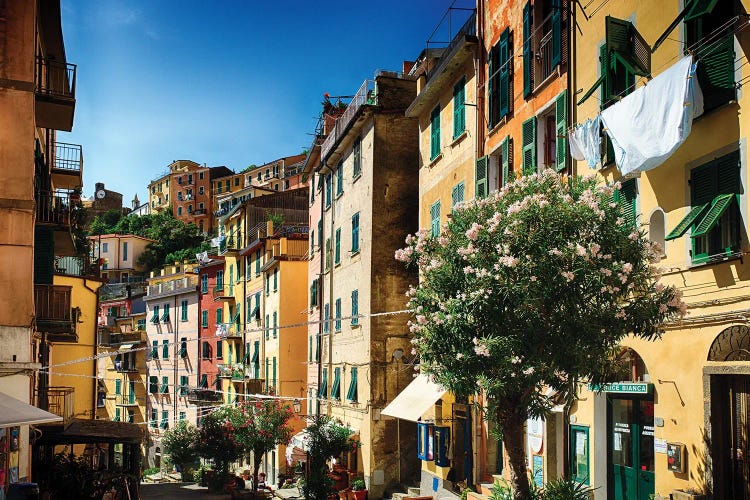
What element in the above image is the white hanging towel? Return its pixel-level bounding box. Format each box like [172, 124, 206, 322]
[568, 115, 601, 168]
[600, 55, 703, 176]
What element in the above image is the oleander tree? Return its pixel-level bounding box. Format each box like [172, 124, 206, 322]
[303, 416, 358, 500]
[162, 420, 199, 478]
[230, 399, 295, 493]
[396, 169, 686, 500]
[195, 406, 244, 492]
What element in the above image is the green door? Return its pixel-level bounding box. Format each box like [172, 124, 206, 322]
[609, 397, 655, 500]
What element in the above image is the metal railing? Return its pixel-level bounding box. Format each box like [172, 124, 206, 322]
[321, 79, 377, 162]
[35, 386, 74, 422]
[53, 142, 83, 172]
[54, 256, 100, 278]
[116, 393, 138, 406]
[36, 190, 71, 225]
[187, 388, 222, 404]
[35, 56, 76, 99]
[537, 30, 554, 84]
[146, 276, 197, 297]
[427, 10, 477, 80]
[34, 284, 73, 324]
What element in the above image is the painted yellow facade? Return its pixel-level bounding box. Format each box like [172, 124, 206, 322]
[569, 0, 750, 497]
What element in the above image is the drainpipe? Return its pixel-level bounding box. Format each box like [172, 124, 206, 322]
[173, 294, 178, 419]
[315, 171, 325, 416]
[326, 167, 336, 421]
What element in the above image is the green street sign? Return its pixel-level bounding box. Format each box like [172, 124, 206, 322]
[588, 382, 652, 394]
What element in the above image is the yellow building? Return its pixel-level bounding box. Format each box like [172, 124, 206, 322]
[568, 0, 750, 497]
[148, 172, 170, 213]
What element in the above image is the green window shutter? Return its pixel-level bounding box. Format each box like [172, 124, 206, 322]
[692, 193, 735, 238]
[336, 163, 343, 196]
[353, 137, 362, 178]
[551, 0, 562, 67]
[216, 340, 223, 359]
[599, 44, 610, 108]
[351, 289, 359, 325]
[151, 341, 158, 359]
[488, 44, 499, 127]
[501, 136, 511, 186]
[619, 179, 638, 229]
[151, 305, 159, 324]
[578, 74, 606, 106]
[161, 410, 169, 429]
[521, 117, 537, 175]
[216, 308, 223, 324]
[114, 408, 120, 422]
[331, 367, 341, 400]
[452, 182, 465, 208]
[309, 336, 313, 362]
[475, 156, 488, 198]
[162, 340, 169, 359]
[325, 238, 331, 269]
[180, 338, 188, 358]
[685, 0, 719, 21]
[335, 228, 341, 264]
[149, 376, 158, 394]
[115, 379, 121, 395]
[325, 173, 332, 208]
[335, 298, 341, 331]
[351, 213, 360, 252]
[181, 300, 188, 321]
[180, 376, 188, 395]
[555, 91, 567, 172]
[522, 1, 532, 98]
[272, 357, 277, 389]
[696, 33, 735, 112]
[453, 77, 466, 138]
[323, 305, 329, 334]
[430, 201, 441, 237]
[319, 368, 328, 398]
[430, 105, 441, 160]
[347, 367, 358, 402]
[666, 203, 710, 240]
[605, 16, 651, 77]
[499, 28, 510, 117]
[272, 311, 277, 337]
[161, 376, 168, 394]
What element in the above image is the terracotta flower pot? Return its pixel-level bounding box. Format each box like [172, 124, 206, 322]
[348, 489, 367, 500]
[339, 489, 351, 500]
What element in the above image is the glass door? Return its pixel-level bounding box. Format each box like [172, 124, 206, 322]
[609, 397, 654, 500]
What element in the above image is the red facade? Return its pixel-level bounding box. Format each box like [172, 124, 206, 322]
[197, 258, 224, 390]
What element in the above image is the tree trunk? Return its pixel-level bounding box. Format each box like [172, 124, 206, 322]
[499, 409, 532, 500]
[253, 453, 262, 493]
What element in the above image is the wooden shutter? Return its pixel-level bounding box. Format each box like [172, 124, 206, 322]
[499, 28, 510, 117]
[619, 179, 638, 229]
[430, 105, 441, 159]
[501, 137, 510, 186]
[335, 228, 341, 264]
[488, 45, 497, 127]
[666, 203, 709, 240]
[696, 33, 736, 112]
[452, 182, 465, 207]
[453, 77, 466, 138]
[523, 1, 532, 98]
[685, 0, 719, 21]
[475, 156, 488, 198]
[555, 91, 567, 172]
[34, 227, 55, 285]
[551, 0, 562, 67]
[351, 289, 358, 325]
[521, 117, 537, 175]
[692, 194, 735, 238]
[430, 201, 441, 237]
[605, 16, 651, 77]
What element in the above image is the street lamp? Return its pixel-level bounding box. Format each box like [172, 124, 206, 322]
[293, 398, 302, 413]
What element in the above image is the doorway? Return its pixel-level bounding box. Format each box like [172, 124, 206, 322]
[712, 375, 750, 499]
[608, 396, 655, 500]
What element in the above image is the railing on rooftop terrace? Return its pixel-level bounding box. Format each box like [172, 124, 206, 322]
[147, 276, 197, 297]
[426, 10, 477, 80]
[320, 79, 377, 162]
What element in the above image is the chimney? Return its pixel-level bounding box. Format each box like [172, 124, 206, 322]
[402, 60, 416, 74]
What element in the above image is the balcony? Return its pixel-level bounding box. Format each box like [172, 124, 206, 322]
[35, 284, 77, 339]
[50, 142, 83, 190]
[212, 284, 235, 301]
[534, 28, 555, 87]
[321, 79, 377, 163]
[194, 208, 207, 216]
[146, 276, 197, 299]
[187, 388, 222, 405]
[35, 386, 74, 425]
[247, 378, 265, 394]
[217, 364, 247, 381]
[115, 393, 138, 406]
[36, 190, 72, 227]
[35, 56, 76, 131]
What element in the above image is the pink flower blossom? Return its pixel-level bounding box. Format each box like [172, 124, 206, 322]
[561, 271, 575, 282]
[465, 223, 483, 241]
[622, 262, 633, 274]
[530, 276, 537, 282]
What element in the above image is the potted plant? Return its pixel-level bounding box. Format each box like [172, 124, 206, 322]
[349, 479, 367, 500]
[671, 489, 707, 500]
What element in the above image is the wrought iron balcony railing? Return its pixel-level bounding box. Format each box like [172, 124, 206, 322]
[36, 191, 71, 226]
[52, 142, 83, 173]
[35, 56, 76, 100]
[320, 79, 377, 162]
[34, 284, 76, 335]
[35, 386, 74, 423]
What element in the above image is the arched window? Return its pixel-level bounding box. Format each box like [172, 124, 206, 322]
[649, 209, 666, 260]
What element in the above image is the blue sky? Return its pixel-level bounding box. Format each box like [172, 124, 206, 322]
[58, 0, 473, 204]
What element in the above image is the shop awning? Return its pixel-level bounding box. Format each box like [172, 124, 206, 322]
[381, 374, 447, 422]
[0, 392, 63, 428]
[119, 344, 134, 351]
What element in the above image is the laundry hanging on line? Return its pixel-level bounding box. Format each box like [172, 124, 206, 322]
[599, 55, 704, 177]
[568, 115, 601, 169]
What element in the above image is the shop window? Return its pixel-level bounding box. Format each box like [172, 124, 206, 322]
[570, 425, 590, 485]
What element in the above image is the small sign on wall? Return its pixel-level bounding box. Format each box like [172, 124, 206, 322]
[667, 442, 685, 473]
[654, 438, 667, 454]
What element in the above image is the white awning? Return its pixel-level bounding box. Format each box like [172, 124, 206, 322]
[382, 374, 448, 422]
[119, 344, 134, 351]
[0, 392, 63, 428]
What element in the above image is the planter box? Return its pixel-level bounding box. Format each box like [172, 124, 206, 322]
[671, 491, 707, 500]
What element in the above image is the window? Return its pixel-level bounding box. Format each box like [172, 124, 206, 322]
[102, 242, 108, 253]
[149, 376, 158, 394]
[122, 242, 128, 261]
[225, 179, 230, 191]
[161, 410, 169, 429]
[255, 250, 261, 275]
[451, 182, 465, 208]
[216, 308, 223, 325]
[162, 340, 169, 359]
[310, 178, 315, 202]
[347, 367, 358, 402]
[521, 117, 537, 175]
[453, 77, 466, 138]
[273, 268, 278, 291]
[199, 186, 204, 195]
[115, 408, 120, 422]
[161, 303, 170, 322]
[323, 304, 330, 334]
[201, 274, 208, 293]
[180, 376, 188, 396]
[430, 201, 441, 237]
[331, 367, 341, 400]
[334, 298, 341, 332]
[319, 368, 328, 398]
[229, 265, 234, 295]
[685, 0, 736, 112]
[151, 408, 158, 428]
[265, 314, 270, 340]
[201, 310, 208, 327]
[272, 356, 277, 391]
[526, 0, 564, 92]
[150, 341, 158, 360]
[336, 163, 344, 196]
[666, 151, 741, 264]
[351, 289, 359, 325]
[177, 206, 182, 216]
[272, 311, 277, 338]
[181, 300, 188, 321]
[489, 27, 510, 127]
[310, 279, 319, 307]
[217, 340, 223, 359]
[325, 238, 331, 270]
[179, 411, 185, 421]
[334, 228, 341, 265]
[649, 209, 666, 260]
[430, 105, 441, 160]
[199, 171, 204, 180]
[317, 220, 323, 249]
[353, 136, 362, 178]
[151, 305, 160, 324]
[325, 173, 332, 208]
[613, 179, 638, 230]
[202, 341, 211, 359]
[115, 379, 121, 395]
[180, 338, 188, 358]
[310, 230, 315, 257]
[570, 425, 590, 485]
[351, 213, 360, 253]
[161, 376, 169, 394]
